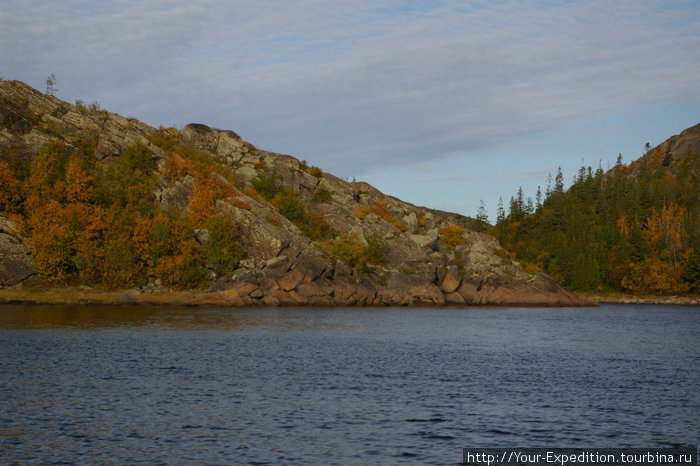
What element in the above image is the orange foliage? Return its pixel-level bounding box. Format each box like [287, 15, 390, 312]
[26, 196, 107, 284]
[189, 177, 216, 224]
[370, 202, 392, 220]
[64, 155, 94, 203]
[232, 198, 252, 210]
[132, 214, 157, 266]
[356, 202, 406, 231]
[208, 173, 237, 199]
[164, 151, 194, 182]
[27, 200, 73, 283]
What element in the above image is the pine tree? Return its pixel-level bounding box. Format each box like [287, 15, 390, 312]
[476, 200, 489, 224]
[496, 197, 505, 224]
[46, 73, 57, 95]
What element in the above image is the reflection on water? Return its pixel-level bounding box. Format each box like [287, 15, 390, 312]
[0, 304, 368, 331]
[0, 304, 698, 464]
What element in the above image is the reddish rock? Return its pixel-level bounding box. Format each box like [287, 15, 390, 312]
[445, 292, 466, 305]
[440, 266, 461, 293]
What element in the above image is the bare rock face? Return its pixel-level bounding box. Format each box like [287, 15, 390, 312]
[180, 123, 246, 159]
[0, 216, 34, 287]
[0, 80, 594, 306]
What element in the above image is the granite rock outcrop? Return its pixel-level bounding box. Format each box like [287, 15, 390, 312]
[0, 79, 593, 306]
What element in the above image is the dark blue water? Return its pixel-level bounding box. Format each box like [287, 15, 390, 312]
[0, 304, 697, 464]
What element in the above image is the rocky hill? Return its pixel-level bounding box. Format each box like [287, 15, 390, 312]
[0, 79, 591, 306]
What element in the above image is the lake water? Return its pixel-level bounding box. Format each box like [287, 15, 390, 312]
[0, 304, 697, 464]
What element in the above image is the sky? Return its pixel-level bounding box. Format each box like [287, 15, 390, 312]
[2, 0, 699, 221]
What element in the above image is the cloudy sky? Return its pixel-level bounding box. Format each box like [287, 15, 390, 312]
[3, 0, 699, 220]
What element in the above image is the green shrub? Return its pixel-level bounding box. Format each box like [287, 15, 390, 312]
[146, 126, 179, 152]
[203, 215, 245, 275]
[365, 231, 388, 266]
[27, 140, 70, 198]
[309, 166, 323, 178]
[95, 144, 156, 211]
[275, 191, 306, 223]
[332, 230, 387, 272]
[313, 186, 333, 203]
[332, 234, 366, 270]
[251, 170, 279, 199]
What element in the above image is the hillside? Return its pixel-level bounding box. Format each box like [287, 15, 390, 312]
[493, 123, 699, 295]
[0, 79, 591, 306]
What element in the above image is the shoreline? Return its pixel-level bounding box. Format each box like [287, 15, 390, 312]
[0, 286, 595, 308]
[579, 292, 699, 306]
[0, 287, 696, 307]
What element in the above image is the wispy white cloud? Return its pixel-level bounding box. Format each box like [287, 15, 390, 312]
[414, 176, 473, 184]
[2, 0, 699, 178]
[502, 168, 556, 181]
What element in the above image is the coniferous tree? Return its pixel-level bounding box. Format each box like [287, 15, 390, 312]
[476, 200, 489, 224]
[496, 197, 505, 224]
[46, 73, 57, 95]
[492, 144, 698, 294]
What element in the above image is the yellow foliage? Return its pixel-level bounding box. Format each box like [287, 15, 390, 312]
[644, 202, 688, 275]
[439, 224, 466, 250]
[522, 262, 540, 275]
[332, 234, 366, 270]
[355, 206, 371, 219]
[152, 237, 205, 288]
[617, 215, 630, 236]
[621, 258, 689, 295]
[146, 126, 180, 152]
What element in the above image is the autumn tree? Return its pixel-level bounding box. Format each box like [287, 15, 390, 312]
[189, 177, 216, 224]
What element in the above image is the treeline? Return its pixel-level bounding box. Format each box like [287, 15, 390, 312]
[0, 132, 244, 288]
[492, 148, 699, 294]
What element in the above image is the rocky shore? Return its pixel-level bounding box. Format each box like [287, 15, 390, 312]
[580, 292, 699, 306]
[0, 79, 595, 308]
